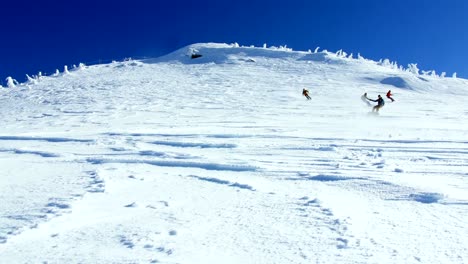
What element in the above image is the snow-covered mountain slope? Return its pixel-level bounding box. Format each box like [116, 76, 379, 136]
[1, 43, 468, 263]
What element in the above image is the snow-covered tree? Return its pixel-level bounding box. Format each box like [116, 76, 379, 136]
[187, 48, 198, 57]
[407, 63, 419, 75]
[357, 53, 364, 60]
[314, 47, 320, 53]
[6, 77, 18, 88]
[53, 69, 60, 76]
[231, 42, 240, 48]
[26, 74, 37, 84]
[336, 49, 343, 57]
[64, 65, 70, 74]
[440, 72, 446, 78]
[78, 63, 86, 70]
[348, 53, 353, 59]
[263, 43, 267, 49]
[278, 45, 292, 51]
[452, 72, 457, 78]
[380, 59, 391, 67]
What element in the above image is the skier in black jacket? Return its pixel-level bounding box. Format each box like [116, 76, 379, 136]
[367, 94, 385, 112]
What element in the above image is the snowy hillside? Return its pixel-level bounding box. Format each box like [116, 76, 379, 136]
[1, 43, 468, 264]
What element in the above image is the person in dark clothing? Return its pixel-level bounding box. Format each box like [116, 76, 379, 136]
[386, 90, 395, 102]
[367, 94, 385, 112]
[302, 88, 311, 100]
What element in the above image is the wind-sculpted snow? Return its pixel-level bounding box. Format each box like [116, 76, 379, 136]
[189, 175, 255, 191]
[0, 43, 468, 263]
[0, 148, 60, 158]
[86, 158, 258, 172]
[0, 135, 93, 143]
[150, 140, 237, 149]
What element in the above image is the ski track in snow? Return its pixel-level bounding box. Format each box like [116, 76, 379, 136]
[1, 43, 468, 263]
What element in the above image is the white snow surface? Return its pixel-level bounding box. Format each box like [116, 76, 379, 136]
[1, 42, 468, 263]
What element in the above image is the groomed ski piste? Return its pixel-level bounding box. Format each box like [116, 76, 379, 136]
[1, 43, 468, 263]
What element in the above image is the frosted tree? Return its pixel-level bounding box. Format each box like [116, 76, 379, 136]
[357, 53, 364, 60]
[187, 48, 198, 57]
[78, 63, 86, 70]
[452, 72, 457, 78]
[314, 47, 320, 53]
[6, 77, 18, 88]
[380, 59, 391, 67]
[263, 43, 267, 49]
[407, 63, 420, 75]
[64, 65, 70, 74]
[53, 69, 60, 76]
[440, 72, 446, 78]
[348, 53, 353, 59]
[336, 49, 343, 57]
[430, 70, 437, 77]
[26, 74, 37, 84]
[278, 45, 292, 51]
[231, 42, 240, 48]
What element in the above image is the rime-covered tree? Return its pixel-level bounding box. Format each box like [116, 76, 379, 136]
[6, 77, 18, 88]
[26, 74, 37, 84]
[407, 63, 420, 75]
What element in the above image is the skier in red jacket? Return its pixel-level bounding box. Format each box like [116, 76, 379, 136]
[386, 90, 395, 102]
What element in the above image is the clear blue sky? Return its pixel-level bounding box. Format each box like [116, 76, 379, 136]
[1, 0, 467, 84]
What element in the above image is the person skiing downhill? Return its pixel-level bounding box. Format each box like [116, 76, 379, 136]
[302, 88, 311, 100]
[386, 90, 395, 102]
[361, 92, 372, 106]
[367, 94, 385, 112]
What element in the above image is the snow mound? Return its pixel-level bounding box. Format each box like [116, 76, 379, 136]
[380, 77, 411, 89]
[144, 42, 345, 65]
